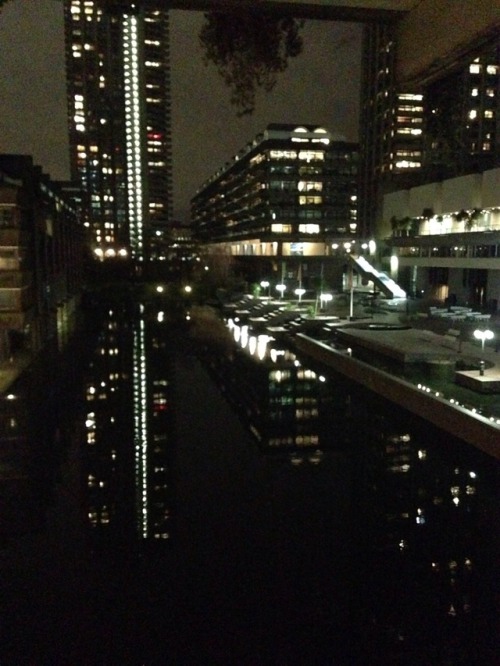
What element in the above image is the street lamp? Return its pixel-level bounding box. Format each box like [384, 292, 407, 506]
[294, 287, 306, 304]
[315, 292, 332, 315]
[474, 328, 494, 375]
[320, 292, 333, 308]
[276, 283, 286, 300]
[260, 280, 270, 297]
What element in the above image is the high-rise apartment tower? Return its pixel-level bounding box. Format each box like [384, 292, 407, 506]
[63, 0, 173, 261]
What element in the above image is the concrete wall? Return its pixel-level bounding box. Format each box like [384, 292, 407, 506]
[442, 173, 483, 212]
[408, 181, 442, 217]
[482, 168, 500, 209]
[383, 189, 409, 221]
[384, 169, 500, 220]
[396, 0, 500, 86]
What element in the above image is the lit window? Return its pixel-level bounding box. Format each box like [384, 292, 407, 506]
[271, 223, 292, 233]
[298, 224, 320, 234]
[298, 150, 324, 162]
[484, 110, 494, 118]
[471, 88, 479, 97]
[297, 181, 322, 192]
[469, 64, 481, 74]
[269, 150, 297, 160]
[486, 65, 497, 75]
[395, 160, 421, 169]
[299, 195, 322, 205]
[469, 109, 477, 119]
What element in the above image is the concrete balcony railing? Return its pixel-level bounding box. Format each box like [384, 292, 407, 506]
[0, 286, 34, 312]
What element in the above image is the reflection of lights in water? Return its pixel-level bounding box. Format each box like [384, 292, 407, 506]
[133, 319, 148, 538]
[248, 335, 257, 356]
[257, 335, 269, 360]
[240, 325, 249, 349]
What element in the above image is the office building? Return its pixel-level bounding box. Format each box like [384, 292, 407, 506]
[191, 123, 358, 287]
[63, 0, 173, 262]
[358, 23, 425, 238]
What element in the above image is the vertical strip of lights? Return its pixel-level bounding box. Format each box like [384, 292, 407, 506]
[133, 312, 148, 537]
[123, 13, 144, 260]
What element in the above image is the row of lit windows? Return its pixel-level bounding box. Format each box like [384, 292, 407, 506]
[396, 116, 423, 124]
[471, 87, 496, 97]
[469, 63, 498, 75]
[398, 105, 424, 112]
[469, 109, 495, 119]
[397, 127, 422, 135]
[271, 223, 323, 234]
[398, 93, 423, 101]
[269, 150, 325, 161]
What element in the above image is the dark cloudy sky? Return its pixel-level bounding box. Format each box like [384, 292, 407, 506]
[0, 0, 362, 222]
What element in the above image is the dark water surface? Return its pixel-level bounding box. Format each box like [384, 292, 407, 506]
[0, 303, 498, 664]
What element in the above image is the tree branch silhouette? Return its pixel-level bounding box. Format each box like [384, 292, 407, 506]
[199, 9, 304, 116]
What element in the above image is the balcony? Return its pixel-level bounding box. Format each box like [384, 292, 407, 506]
[0, 285, 34, 312]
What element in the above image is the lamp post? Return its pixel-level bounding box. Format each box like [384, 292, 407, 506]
[474, 328, 494, 375]
[276, 283, 286, 301]
[315, 292, 332, 315]
[260, 280, 270, 297]
[294, 287, 306, 304]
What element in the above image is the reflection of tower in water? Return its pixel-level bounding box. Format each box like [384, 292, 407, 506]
[84, 306, 172, 541]
[132, 308, 172, 540]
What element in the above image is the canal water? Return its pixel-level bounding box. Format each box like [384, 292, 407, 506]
[0, 298, 498, 664]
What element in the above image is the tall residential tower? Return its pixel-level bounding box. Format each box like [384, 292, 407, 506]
[63, 0, 173, 261]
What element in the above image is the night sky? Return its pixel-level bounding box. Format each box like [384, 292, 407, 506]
[0, 0, 362, 222]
